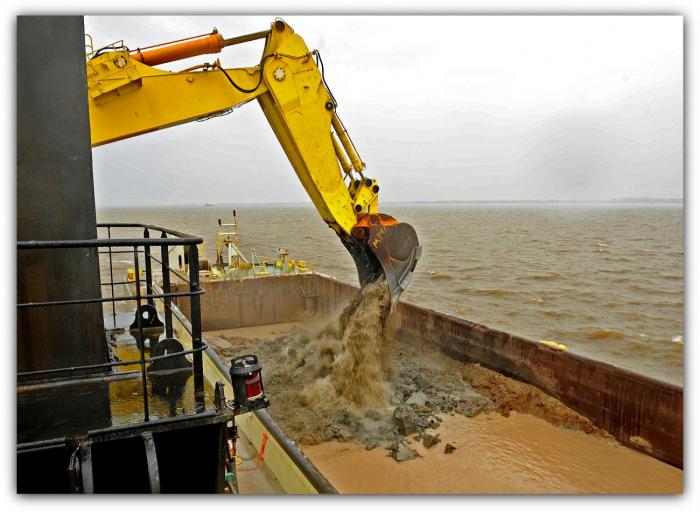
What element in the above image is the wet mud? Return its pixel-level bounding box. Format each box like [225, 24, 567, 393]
[208, 283, 613, 454]
[460, 363, 609, 436]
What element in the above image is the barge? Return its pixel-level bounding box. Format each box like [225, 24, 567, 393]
[170, 271, 682, 493]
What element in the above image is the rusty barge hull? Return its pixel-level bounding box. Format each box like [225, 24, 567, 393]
[176, 273, 683, 469]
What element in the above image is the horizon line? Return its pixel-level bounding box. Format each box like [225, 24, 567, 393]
[96, 197, 684, 209]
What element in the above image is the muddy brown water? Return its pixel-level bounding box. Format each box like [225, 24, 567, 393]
[303, 413, 682, 494]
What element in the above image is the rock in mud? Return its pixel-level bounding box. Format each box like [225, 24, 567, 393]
[389, 440, 419, 462]
[455, 396, 492, 418]
[393, 405, 419, 436]
[323, 425, 355, 442]
[444, 443, 457, 454]
[416, 417, 430, 429]
[337, 427, 354, 442]
[411, 372, 431, 391]
[422, 433, 441, 449]
[406, 391, 427, 407]
[443, 397, 460, 413]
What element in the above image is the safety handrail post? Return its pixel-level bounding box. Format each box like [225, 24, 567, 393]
[107, 226, 117, 327]
[143, 228, 154, 306]
[133, 245, 150, 422]
[160, 232, 174, 338]
[188, 244, 205, 412]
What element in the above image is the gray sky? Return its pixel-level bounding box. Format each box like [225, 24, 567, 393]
[84, 15, 683, 207]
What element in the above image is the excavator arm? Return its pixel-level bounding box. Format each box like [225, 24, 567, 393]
[86, 19, 421, 306]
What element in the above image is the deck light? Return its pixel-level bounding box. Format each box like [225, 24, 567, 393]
[230, 355, 269, 412]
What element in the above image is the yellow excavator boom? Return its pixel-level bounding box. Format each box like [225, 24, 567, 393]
[86, 19, 421, 306]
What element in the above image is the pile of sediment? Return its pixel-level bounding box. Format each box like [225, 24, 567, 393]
[208, 279, 611, 461]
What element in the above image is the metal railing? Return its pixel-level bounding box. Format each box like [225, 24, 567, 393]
[17, 223, 207, 421]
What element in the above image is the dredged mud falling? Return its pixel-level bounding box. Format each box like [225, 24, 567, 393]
[290, 275, 393, 413]
[242, 275, 397, 446]
[330, 276, 393, 407]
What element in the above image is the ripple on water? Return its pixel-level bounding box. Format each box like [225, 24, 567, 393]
[516, 273, 562, 282]
[629, 284, 683, 296]
[542, 310, 567, 318]
[585, 329, 627, 341]
[456, 287, 520, 298]
[660, 274, 683, 281]
[598, 268, 628, 274]
[427, 273, 454, 282]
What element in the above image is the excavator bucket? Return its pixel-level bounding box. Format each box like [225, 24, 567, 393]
[343, 214, 422, 309]
[367, 222, 422, 308]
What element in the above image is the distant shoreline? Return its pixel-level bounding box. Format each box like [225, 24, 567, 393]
[388, 198, 683, 205]
[97, 198, 683, 209]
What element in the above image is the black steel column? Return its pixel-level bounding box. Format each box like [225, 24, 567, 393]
[188, 244, 205, 411]
[17, 16, 109, 377]
[160, 233, 174, 338]
[144, 228, 155, 306]
[134, 246, 150, 422]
